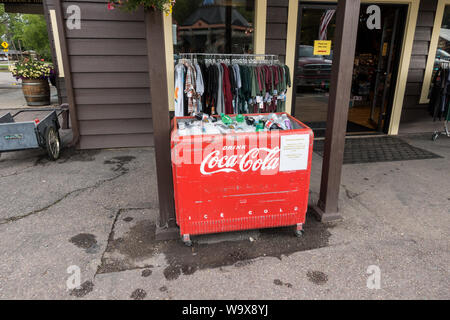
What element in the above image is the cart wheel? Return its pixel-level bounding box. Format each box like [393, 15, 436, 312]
[295, 230, 304, 237]
[45, 126, 61, 161]
[432, 132, 439, 141]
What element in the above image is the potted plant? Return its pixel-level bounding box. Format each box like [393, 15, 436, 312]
[10, 59, 54, 106]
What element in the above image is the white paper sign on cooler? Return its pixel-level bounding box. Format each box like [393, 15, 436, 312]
[279, 134, 310, 172]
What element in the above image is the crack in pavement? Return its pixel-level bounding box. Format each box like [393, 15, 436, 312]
[95, 207, 122, 279]
[0, 167, 133, 226]
[94, 206, 158, 278]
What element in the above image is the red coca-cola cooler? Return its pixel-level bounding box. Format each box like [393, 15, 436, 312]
[171, 113, 314, 245]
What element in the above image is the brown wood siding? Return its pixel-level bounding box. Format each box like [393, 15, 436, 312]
[402, 0, 437, 123]
[265, 0, 289, 63]
[72, 73, 149, 88]
[78, 134, 154, 149]
[77, 104, 152, 120]
[73, 88, 150, 104]
[48, 0, 153, 149]
[70, 56, 148, 72]
[67, 39, 147, 55]
[79, 119, 153, 135]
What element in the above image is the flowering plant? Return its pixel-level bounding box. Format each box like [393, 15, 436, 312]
[107, 0, 175, 14]
[10, 59, 54, 80]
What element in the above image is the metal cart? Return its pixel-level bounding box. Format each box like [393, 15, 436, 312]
[0, 106, 68, 160]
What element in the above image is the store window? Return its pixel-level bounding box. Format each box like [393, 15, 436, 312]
[429, 5, 450, 95]
[172, 0, 255, 58]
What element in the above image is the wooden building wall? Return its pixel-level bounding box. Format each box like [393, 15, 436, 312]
[402, 0, 438, 123]
[265, 0, 289, 63]
[44, 0, 153, 149]
[40, 0, 439, 150]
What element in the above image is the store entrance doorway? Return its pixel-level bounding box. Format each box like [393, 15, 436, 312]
[292, 2, 407, 137]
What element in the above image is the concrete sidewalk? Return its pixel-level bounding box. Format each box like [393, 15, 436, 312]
[0, 133, 448, 299]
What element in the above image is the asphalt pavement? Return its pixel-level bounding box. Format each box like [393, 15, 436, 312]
[0, 133, 448, 299]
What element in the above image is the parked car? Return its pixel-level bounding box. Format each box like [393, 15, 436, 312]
[435, 48, 450, 66]
[297, 45, 332, 89]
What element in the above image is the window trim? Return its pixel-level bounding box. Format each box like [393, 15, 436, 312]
[419, 0, 450, 104]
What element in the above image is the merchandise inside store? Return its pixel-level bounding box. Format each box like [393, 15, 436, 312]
[171, 0, 293, 137]
[174, 54, 291, 117]
[294, 3, 407, 137]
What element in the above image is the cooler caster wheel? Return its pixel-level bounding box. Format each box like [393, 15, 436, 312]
[182, 234, 192, 247]
[294, 223, 304, 237]
[295, 230, 304, 237]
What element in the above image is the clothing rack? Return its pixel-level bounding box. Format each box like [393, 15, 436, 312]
[430, 61, 450, 140]
[432, 107, 450, 141]
[178, 53, 280, 65]
[439, 60, 450, 69]
[174, 53, 290, 117]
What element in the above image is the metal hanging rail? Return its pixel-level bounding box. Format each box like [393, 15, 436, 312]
[178, 53, 280, 64]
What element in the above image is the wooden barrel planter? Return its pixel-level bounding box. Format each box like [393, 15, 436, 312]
[22, 79, 50, 106]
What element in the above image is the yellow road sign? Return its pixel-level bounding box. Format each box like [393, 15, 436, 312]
[1, 42, 8, 49]
[3, 49, 9, 53]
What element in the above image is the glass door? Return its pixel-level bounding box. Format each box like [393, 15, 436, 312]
[292, 2, 407, 137]
[292, 4, 337, 136]
[352, 5, 405, 133]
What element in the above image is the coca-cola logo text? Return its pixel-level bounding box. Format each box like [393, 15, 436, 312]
[200, 147, 280, 175]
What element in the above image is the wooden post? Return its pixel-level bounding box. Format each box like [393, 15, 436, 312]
[312, 0, 360, 222]
[144, 10, 178, 240]
[54, 0, 80, 146]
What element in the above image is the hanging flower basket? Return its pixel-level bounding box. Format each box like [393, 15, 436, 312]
[107, 0, 175, 14]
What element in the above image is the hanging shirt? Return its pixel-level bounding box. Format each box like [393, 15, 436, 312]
[221, 63, 233, 114]
[194, 63, 204, 96]
[174, 63, 185, 117]
[215, 63, 224, 115]
[184, 62, 197, 115]
[194, 63, 204, 112]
